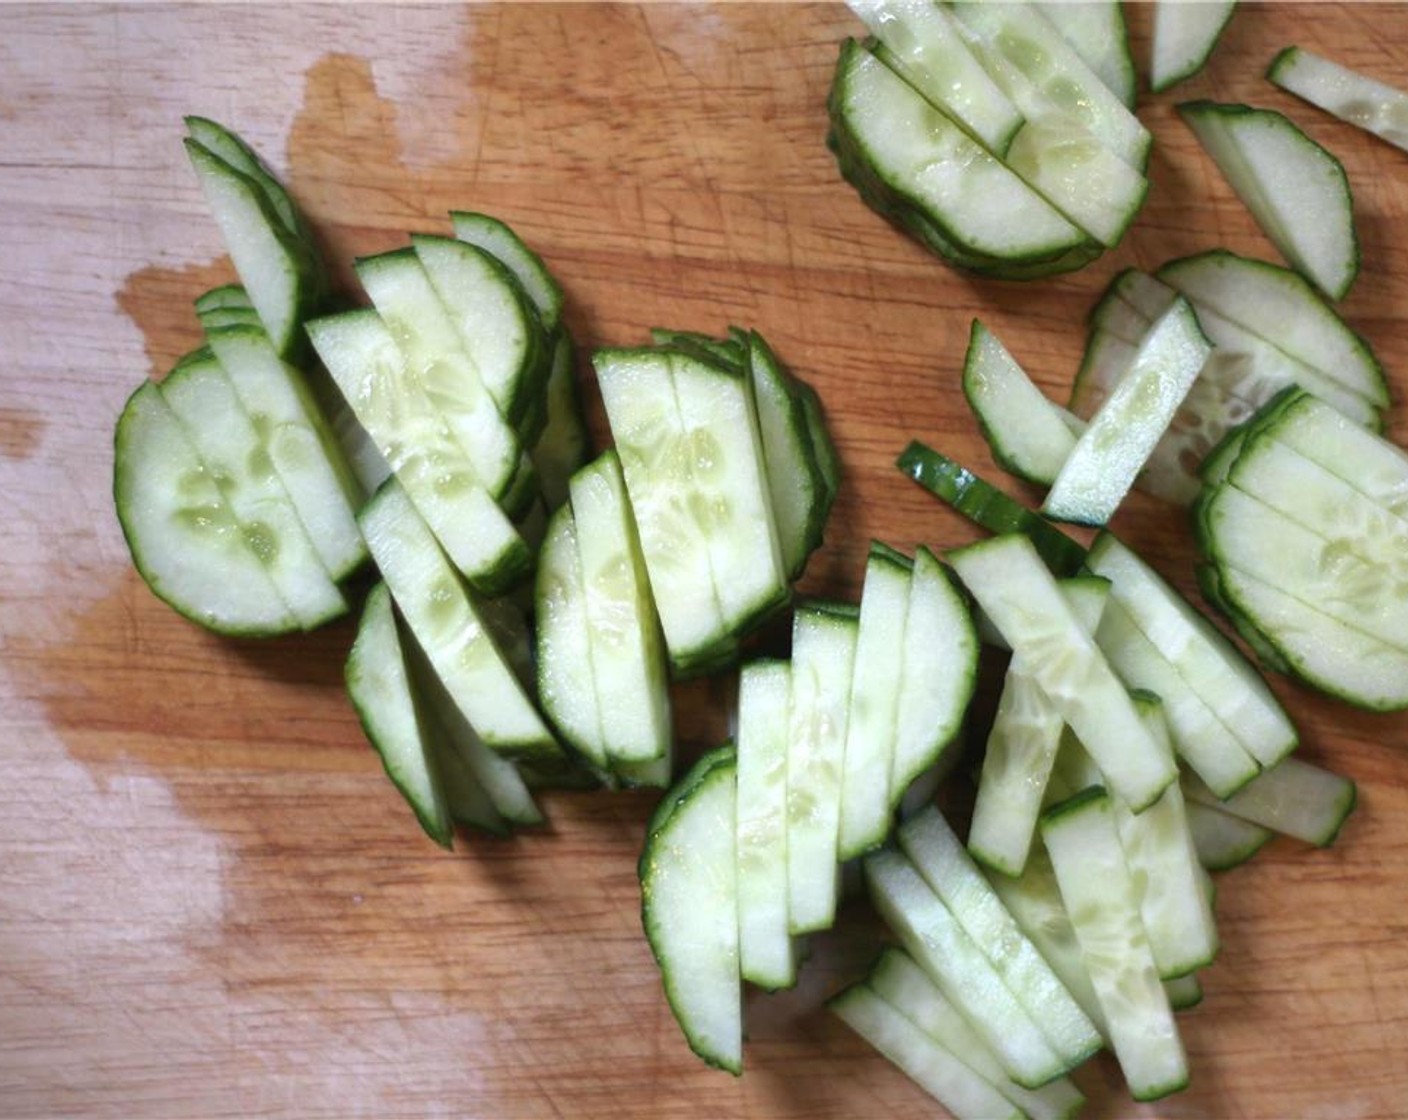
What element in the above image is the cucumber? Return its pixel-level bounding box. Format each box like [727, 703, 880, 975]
[1178, 102, 1358, 301]
[788, 603, 860, 932]
[831, 983, 1023, 1120]
[829, 39, 1094, 276]
[1158, 251, 1387, 409]
[184, 117, 313, 251]
[1086, 532, 1297, 770]
[865, 949, 1086, 1120]
[865, 848, 1067, 1089]
[570, 450, 671, 766]
[1165, 974, 1204, 1012]
[837, 547, 911, 860]
[962, 319, 1078, 486]
[1038, 1, 1135, 108]
[899, 807, 1102, 1068]
[1186, 800, 1273, 871]
[968, 577, 1109, 877]
[450, 211, 564, 333]
[114, 382, 294, 636]
[1041, 788, 1188, 1102]
[184, 139, 320, 358]
[1043, 297, 1210, 525]
[197, 305, 263, 332]
[308, 310, 529, 593]
[203, 322, 366, 581]
[735, 660, 797, 991]
[897, 442, 1087, 576]
[530, 332, 590, 511]
[949, 534, 1176, 812]
[1183, 758, 1356, 848]
[848, 0, 1025, 155]
[346, 583, 452, 848]
[639, 746, 742, 1074]
[949, 1, 1151, 170]
[193, 284, 253, 314]
[891, 546, 978, 800]
[354, 249, 524, 497]
[359, 481, 560, 763]
[410, 233, 551, 436]
[159, 356, 347, 629]
[1269, 46, 1408, 153]
[1149, 1, 1237, 92]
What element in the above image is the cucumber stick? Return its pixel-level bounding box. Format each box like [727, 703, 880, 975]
[1150, 1, 1236, 93]
[360, 482, 560, 763]
[1041, 788, 1188, 1101]
[531, 332, 591, 511]
[639, 747, 741, 1074]
[451, 210, 564, 333]
[1183, 758, 1355, 848]
[899, 808, 1101, 1068]
[1179, 101, 1358, 301]
[736, 661, 796, 991]
[831, 984, 1023, 1120]
[788, 604, 859, 933]
[1039, 2, 1135, 108]
[949, 534, 1175, 812]
[1186, 800, 1273, 871]
[865, 949, 1085, 1120]
[865, 848, 1067, 1089]
[1270, 46, 1408, 154]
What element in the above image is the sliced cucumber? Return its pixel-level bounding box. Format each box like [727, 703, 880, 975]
[1038, 1, 1135, 108]
[968, 576, 1109, 877]
[197, 305, 263, 332]
[962, 319, 1078, 486]
[899, 807, 1102, 1068]
[450, 210, 564, 333]
[788, 603, 860, 932]
[194, 284, 253, 314]
[950, 1, 1151, 170]
[1179, 101, 1358, 301]
[114, 382, 294, 636]
[570, 450, 670, 766]
[346, 583, 452, 848]
[897, 443, 1087, 576]
[184, 139, 318, 357]
[1041, 788, 1188, 1102]
[359, 481, 560, 763]
[837, 547, 911, 860]
[639, 746, 741, 1074]
[1186, 800, 1273, 871]
[203, 322, 365, 581]
[831, 983, 1023, 1120]
[308, 310, 528, 592]
[798, 383, 841, 510]
[1270, 46, 1408, 153]
[184, 117, 311, 248]
[891, 547, 978, 800]
[1165, 974, 1204, 1012]
[848, 0, 1025, 154]
[1183, 758, 1356, 848]
[531, 332, 590, 511]
[1149, 1, 1236, 93]
[950, 534, 1175, 812]
[830, 39, 1093, 275]
[735, 660, 797, 991]
[1043, 297, 1210, 525]
[1086, 532, 1296, 771]
[160, 356, 346, 629]
[866, 949, 1086, 1120]
[865, 848, 1066, 1090]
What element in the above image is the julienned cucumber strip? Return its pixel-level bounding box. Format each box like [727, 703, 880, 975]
[1186, 799, 1274, 871]
[1149, 1, 1237, 93]
[865, 949, 1086, 1120]
[830, 984, 1023, 1120]
[639, 746, 742, 1075]
[1043, 298, 1210, 526]
[1041, 788, 1189, 1102]
[897, 443, 1087, 577]
[899, 807, 1102, 1068]
[1038, 1, 1135, 109]
[865, 848, 1067, 1090]
[949, 534, 1176, 813]
[346, 582, 452, 848]
[530, 332, 591, 512]
[1183, 758, 1356, 848]
[1269, 46, 1408, 154]
[450, 210, 564, 333]
[1178, 102, 1359, 302]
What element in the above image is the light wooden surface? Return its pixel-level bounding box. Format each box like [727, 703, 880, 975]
[3, 3, 1408, 1117]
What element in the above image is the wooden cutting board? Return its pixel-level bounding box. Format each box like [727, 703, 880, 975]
[4, 4, 1407, 1116]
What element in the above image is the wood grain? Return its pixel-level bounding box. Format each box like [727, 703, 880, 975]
[3, 3, 1408, 1116]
